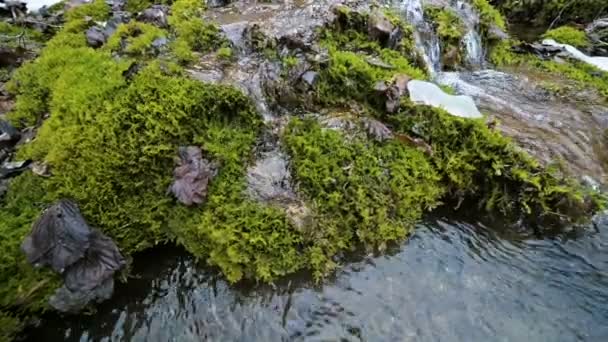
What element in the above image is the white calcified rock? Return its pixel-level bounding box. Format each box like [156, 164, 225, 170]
[542, 39, 608, 72]
[407, 80, 483, 118]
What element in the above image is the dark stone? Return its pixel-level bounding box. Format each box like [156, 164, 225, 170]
[375, 74, 410, 113]
[86, 26, 106, 48]
[137, 5, 169, 28]
[0, 119, 20, 148]
[106, 0, 126, 12]
[512, 42, 564, 59]
[169, 146, 218, 206]
[387, 26, 404, 50]
[0, 47, 22, 68]
[22, 200, 125, 312]
[362, 117, 393, 142]
[207, 0, 231, 8]
[367, 10, 394, 45]
[63, 229, 125, 292]
[21, 200, 93, 273]
[586, 18, 608, 56]
[49, 277, 114, 313]
[122, 62, 141, 80]
[103, 11, 131, 38]
[0, 160, 30, 179]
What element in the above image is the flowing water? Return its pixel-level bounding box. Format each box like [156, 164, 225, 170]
[24, 211, 608, 341]
[16, 1, 608, 340]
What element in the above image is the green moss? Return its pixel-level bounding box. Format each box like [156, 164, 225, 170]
[64, 0, 110, 23]
[472, 0, 507, 31]
[0, 22, 46, 48]
[0, 311, 22, 342]
[105, 22, 167, 57]
[494, 0, 607, 26]
[380, 101, 600, 219]
[168, 0, 223, 63]
[542, 26, 590, 49]
[489, 40, 608, 99]
[0, 174, 61, 315]
[283, 117, 444, 278]
[315, 9, 426, 105]
[216, 47, 233, 60]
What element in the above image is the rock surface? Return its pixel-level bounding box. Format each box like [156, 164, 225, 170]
[542, 38, 608, 72]
[21, 200, 125, 312]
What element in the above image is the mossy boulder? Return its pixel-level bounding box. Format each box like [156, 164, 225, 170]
[543, 26, 590, 49]
[424, 5, 467, 69]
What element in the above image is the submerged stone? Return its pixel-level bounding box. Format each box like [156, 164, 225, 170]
[408, 80, 483, 118]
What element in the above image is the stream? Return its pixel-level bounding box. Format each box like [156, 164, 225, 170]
[24, 212, 608, 341]
[13, 0, 608, 340]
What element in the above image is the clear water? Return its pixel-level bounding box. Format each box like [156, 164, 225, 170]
[25, 212, 608, 341]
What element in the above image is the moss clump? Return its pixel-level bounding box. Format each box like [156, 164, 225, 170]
[542, 26, 590, 49]
[472, 0, 507, 32]
[381, 101, 599, 219]
[283, 117, 444, 277]
[105, 21, 167, 57]
[64, 0, 110, 23]
[216, 46, 233, 60]
[0, 311, 22, 342]
[424, 6, 466, 68]
[315, 8, 426, 105]
[168, 0, 224, 63]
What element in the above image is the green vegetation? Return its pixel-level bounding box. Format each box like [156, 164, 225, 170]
[284, 118, 444, 277]
[493, 0, 608, 26]
[489, 40, 608, 99]
[472, 0, 507, 32]
[168, 0, 224, 63]
[542, 26, 590, 48]
[0, 311, 22, 342]
[424, 6, 466, 68]
[0, 22, 45, 48]
[65, 0, 110, 22]
[105, 21, 167, 57]
[216, 46, 233, 60]
[316, 6, 426, 104]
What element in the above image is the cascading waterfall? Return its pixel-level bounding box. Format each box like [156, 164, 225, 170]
[398, 0, 442, 75]
[396, 0, 486, 73]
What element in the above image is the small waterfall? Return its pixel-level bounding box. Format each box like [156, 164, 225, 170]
[398, 0, 442, 75]
[454, 0, 485, 69]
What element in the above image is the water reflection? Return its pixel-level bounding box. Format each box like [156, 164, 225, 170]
[26, 213, 608, 341]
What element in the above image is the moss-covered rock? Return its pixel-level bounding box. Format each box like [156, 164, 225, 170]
[542, 26, 590, 48]
[424, 5, 466, 69]
[105, 21, 167, 57]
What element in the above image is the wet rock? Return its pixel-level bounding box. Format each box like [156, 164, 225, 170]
[137, 5, 169, 28]
[104, 11, 131, 38]
[0, 160, 30, 178]
[63, 229, 125, 292]
[207, 0, 231, 8]
[0, 149, 7, 163]
[21, 200, 93, 272]
[0, 1, 26, 17]
[0, 119, 20, 148]
[221, 22, 249, 52]
[107, 0, 126, 12]
[387, 26, 404, 50]
[169, 146, 218, 206]
[86, 26, 106, 48]
[586, 17, 608, 56]
[246, 150, 296, 204]
[49, 278, 114, 313]
[362, 117, 393, 141]
[300, 70, 318, 88]
[512, 42, 565, 59]
[22, 200, 125, 313]
[367, 10, 394, 45]
[408, 80, 482, 118]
